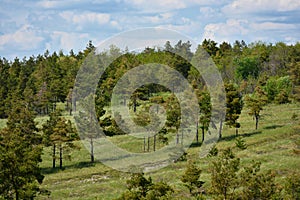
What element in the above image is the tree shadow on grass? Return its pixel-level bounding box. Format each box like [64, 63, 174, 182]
[41, 161, 96, 175]
[220, 131, 262, 142]
[263, 124, 284, 130]
[189, 141, 203, 148]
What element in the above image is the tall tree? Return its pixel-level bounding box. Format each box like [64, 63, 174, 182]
[245, 86, 268, 130]
[0, 101, 44, 199]
[165, 94, 181, 144]
[43, 109, 61, 168]
[75, 94, 102, 162]
[225, 83, 243, 136]
[201, 39, 219, 57]
[43, 110, 78, 169]
[51, 117, 78, 169]
[197, 90, 211, 143]
[0, 57, 10, 118]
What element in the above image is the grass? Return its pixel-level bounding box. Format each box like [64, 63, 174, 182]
[0, 103, 299, 199]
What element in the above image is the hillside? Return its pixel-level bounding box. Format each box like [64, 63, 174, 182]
[32, 102, 300, 199]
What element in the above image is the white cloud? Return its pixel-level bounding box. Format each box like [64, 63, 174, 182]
[37, 0, 61, 8]
[203, 19, 249, 42]
[110, 20, 122, 30]
[0, 24, 44, 51]
[60, 11, 110, 26]
[50, 31, 90, 51]
[124, 0, 186, 12]
[202, 18, 299, 44]
[223, 0, 300, 14]
[250, 22, 296, 30]
[145, 13, 174, 24]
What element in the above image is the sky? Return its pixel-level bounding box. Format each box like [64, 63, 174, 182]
[0, 0, 300, 60]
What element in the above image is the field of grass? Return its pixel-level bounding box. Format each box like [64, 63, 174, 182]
[1, 103, 299, 199]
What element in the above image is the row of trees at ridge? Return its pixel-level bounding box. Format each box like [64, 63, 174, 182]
[0, 41, 95, 118]
[1, 39, 299, 121]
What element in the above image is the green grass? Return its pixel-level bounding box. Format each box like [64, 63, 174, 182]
[1, 103, 299, 199]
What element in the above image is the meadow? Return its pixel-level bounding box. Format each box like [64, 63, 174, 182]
[8, 102, 295, 199]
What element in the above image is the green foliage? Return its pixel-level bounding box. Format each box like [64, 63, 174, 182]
[42, 109, 79, 169]
[235, 136, 247, 150]
[0, 102, 44, 199]
[117, 173, 173, 200]
[239, 161, 279, 199]
[145, 182, 174, 200]
[126, 173, 152, 197]
[245, 86, 268, 129]
[209, 148, 240, 199]
[181, 160, 205, 196]
[165, 94, 181, 131]
[284, 172, 300, 199]
[264, 76, 292, 103]
[210, 149, 280, 200]
[289, 61, 300, 102]
[291, 112, 298, 120]
[201, 39, 219, 56]
[225, 83, 243, 135]
[235, 56, 260, 80]
[197, 90, 212, 142]
[208, 145, 218, 157]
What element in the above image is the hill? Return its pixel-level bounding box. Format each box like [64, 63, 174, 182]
[32, 102, 300, 199]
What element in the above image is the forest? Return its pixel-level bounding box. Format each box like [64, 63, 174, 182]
[0, 39, 300, 199]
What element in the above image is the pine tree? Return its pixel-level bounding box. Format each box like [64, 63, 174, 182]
[0, 101, 44, 199]
[225, 83, 243, 136]
[209, 148, 240, 199]
[43, 109, 79, 169]
[197, 90, 211, 143]
[245, 86, 268, 130]
[239, 161, 278, 199]
[181, 160, 205, 196]
[75, 94, 102, 162]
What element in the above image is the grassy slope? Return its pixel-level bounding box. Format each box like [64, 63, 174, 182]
[1, 103, 299, 199]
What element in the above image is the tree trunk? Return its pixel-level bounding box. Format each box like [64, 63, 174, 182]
[69, 100, 72, 116]
[147, 136, 150, 152]
[143, 136, 146, 152]
[90, 138, 94, 163]
[224, 188, 227, 200]
[133, 100, 137, 112]
[73, 97, 76, 112]
[255, 115, 259, 130]
[202, 127, 205, 142]
[59, 144, 63, 169]
[52, 144, 56, 168]
[176, 133, 179, 144]
[153, 134, 156, 151]
[15, 189, 19, 200]
[196, 122, 199, 144]
[181, 130, 183, 145]
[219, 119, 223, 139]
[235, 128, 238, 136]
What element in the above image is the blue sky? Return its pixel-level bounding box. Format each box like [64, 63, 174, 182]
[0, 0, 300, 60]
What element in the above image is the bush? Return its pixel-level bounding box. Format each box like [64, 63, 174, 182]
[235, 137, 247, 150]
